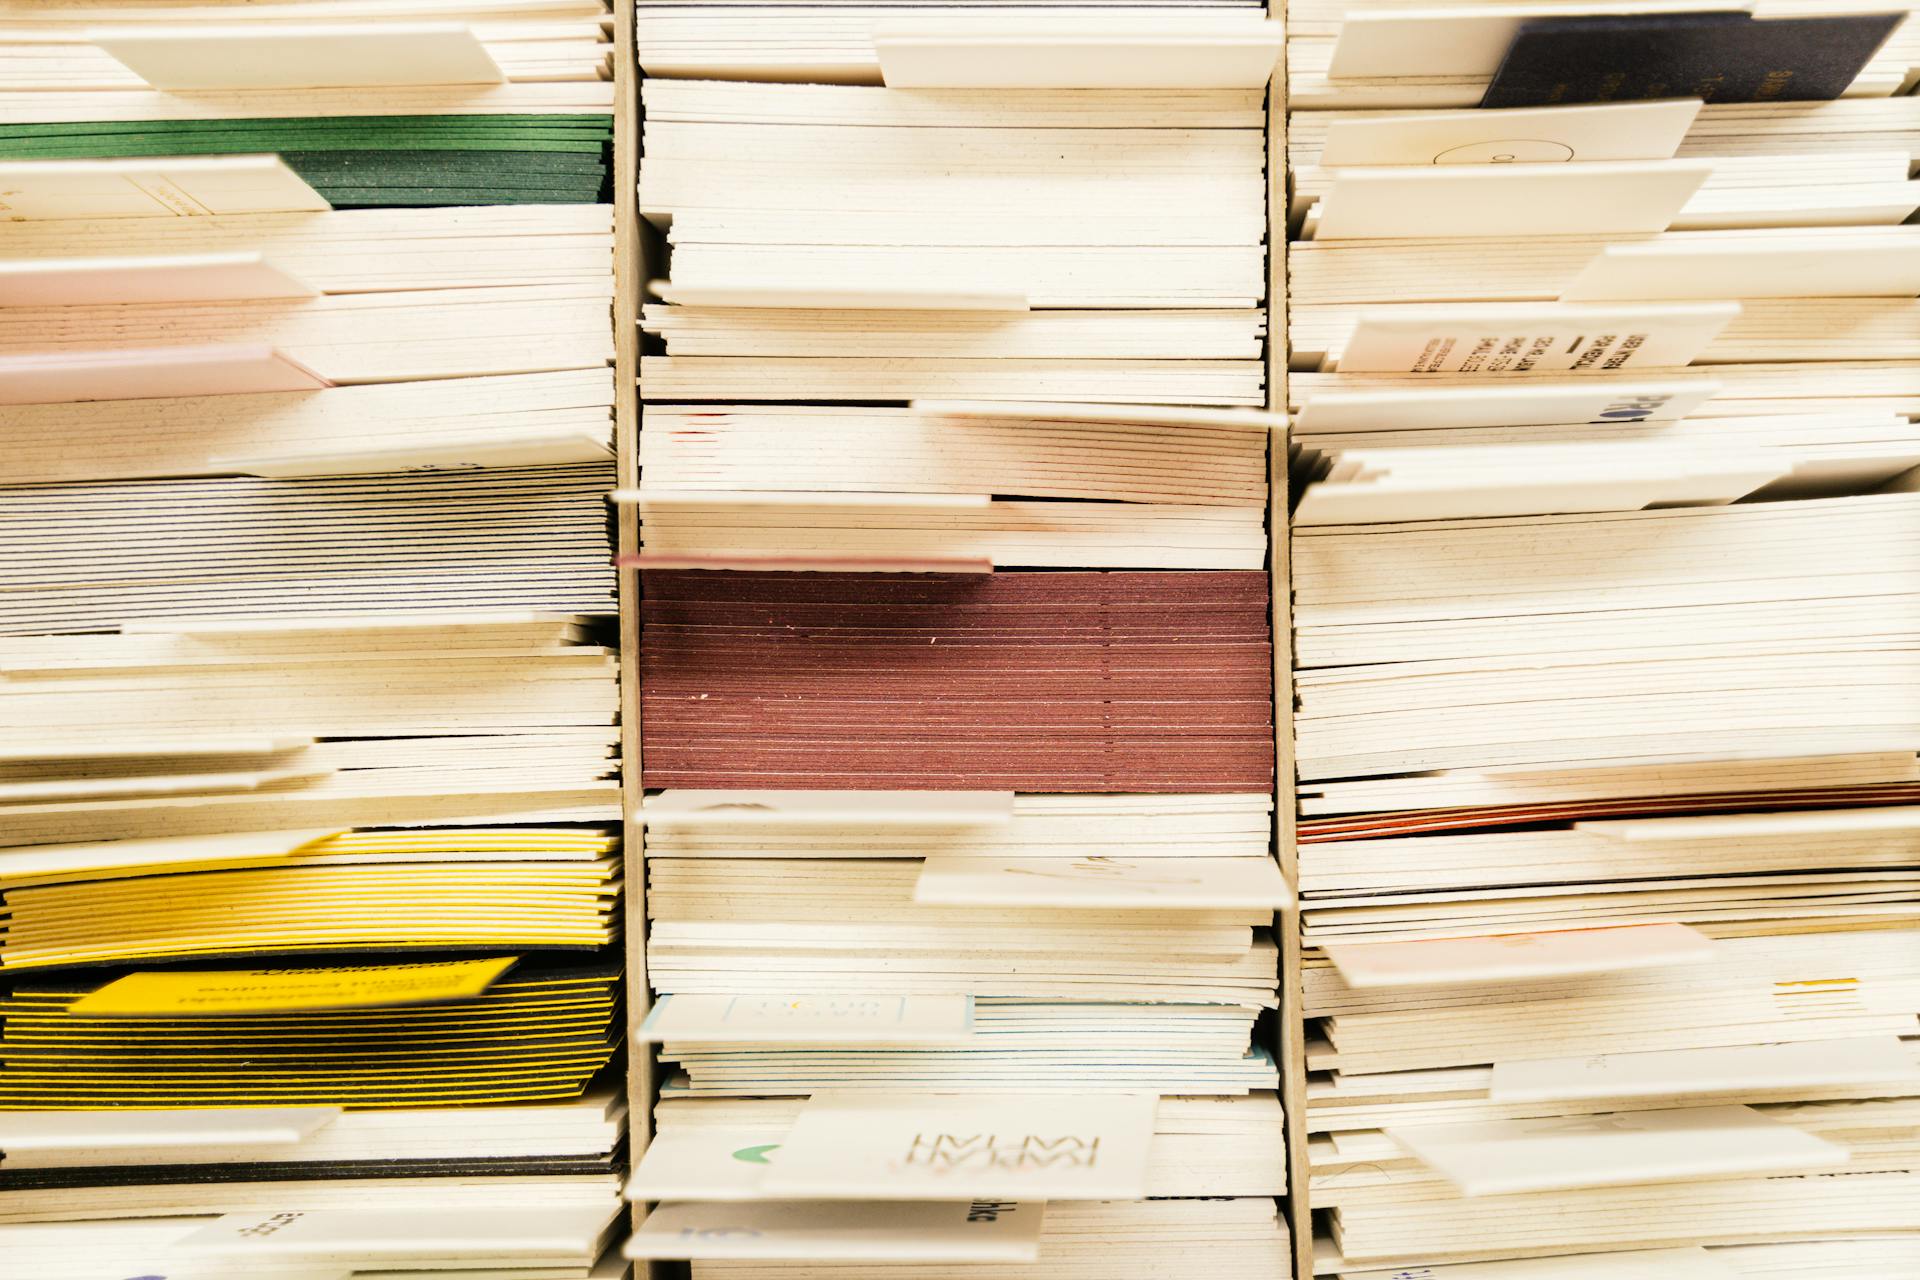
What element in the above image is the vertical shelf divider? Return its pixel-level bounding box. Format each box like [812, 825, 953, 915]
[612, 0, 655, 1242]
[1267, 2, 1313, 1274]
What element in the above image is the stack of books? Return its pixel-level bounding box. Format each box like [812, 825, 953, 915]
[1286, 5, 1920, 1276]
[0, 3, 630, 1274]
[627, 27, 1292, 1277]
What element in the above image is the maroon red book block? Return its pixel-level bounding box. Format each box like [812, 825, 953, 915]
[639, 570, 1276, 792]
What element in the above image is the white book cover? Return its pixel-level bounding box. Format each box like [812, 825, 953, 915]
[1387, 1105, 1848, 1196]
[1319, 99, 1702, 167]
[1336, 303, 1739, 373]
[0, 156, 330, 221]
[760, 1091, 1158, 1200]
[0, 1107, 338, 1152]
[1492, 1036, 1920, 1103]
[913, 855, 1292, 909]
[1561, 237, 1920, 301]
[1343, 1247, 1739, 1279]
[91, 22, 504, 90]
[638, 994, 975, 1044]
[0, 252, 315, 307]
[1294, 381, 1719, 432]
[627, 1199, 1044, 1261]
[1313, 161, 1710, 240]
[628, 1127, 786, 1201]
[1324, 923, 1715, 988]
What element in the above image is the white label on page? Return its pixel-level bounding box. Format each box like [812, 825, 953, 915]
[1337, 303, 1739, 374]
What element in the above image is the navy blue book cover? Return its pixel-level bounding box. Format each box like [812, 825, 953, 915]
[1480, 10, 1907, 108]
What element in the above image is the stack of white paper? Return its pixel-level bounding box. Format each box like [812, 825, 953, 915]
[0, 615, 619, 845]
[638, 80, 1268, 405]
[1288, 19, 1920, 1272]
[0, 1093, 627, 1230]
[637, 1093, 1288, 1198]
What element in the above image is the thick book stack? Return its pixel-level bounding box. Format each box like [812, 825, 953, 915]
[626, 25, 1292, 1276]
[1285, 6, 1920, 1278]
[0, 4, 629, 1276]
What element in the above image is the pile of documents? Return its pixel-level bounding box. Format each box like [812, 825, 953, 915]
[638, 570, 1274, 791]
[638, 79, 1268, 405]
[0, 615, 620, 845]
[638, 792, 1289, 1071]
[629, 45, 1292, 1273]
[0, 959, 627, 1266]
[629, 402, 1271, 568]
[1287, 6, 1920, 1275]
[0, 21, 630, 1267]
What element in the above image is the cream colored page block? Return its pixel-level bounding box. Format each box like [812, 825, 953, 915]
[0, 253, 315, 306]
[0, 156, 330, 221]
[91, 22, 504, 89]
[0, 344, 330, 405]
[1563, 237, 1920, 300]
[1385, 1105, 1848, 1196]
[1312, 161, 1711, 240]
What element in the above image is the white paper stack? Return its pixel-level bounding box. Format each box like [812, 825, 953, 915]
[1288, 13, 1920, 1271]
[0, 1093, 627, 1230]
[0, 615, 620, 845]
[1281, 88, 1920, 372]
[638, 79, 1268, 406]
[627, 399, 1276, 567]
